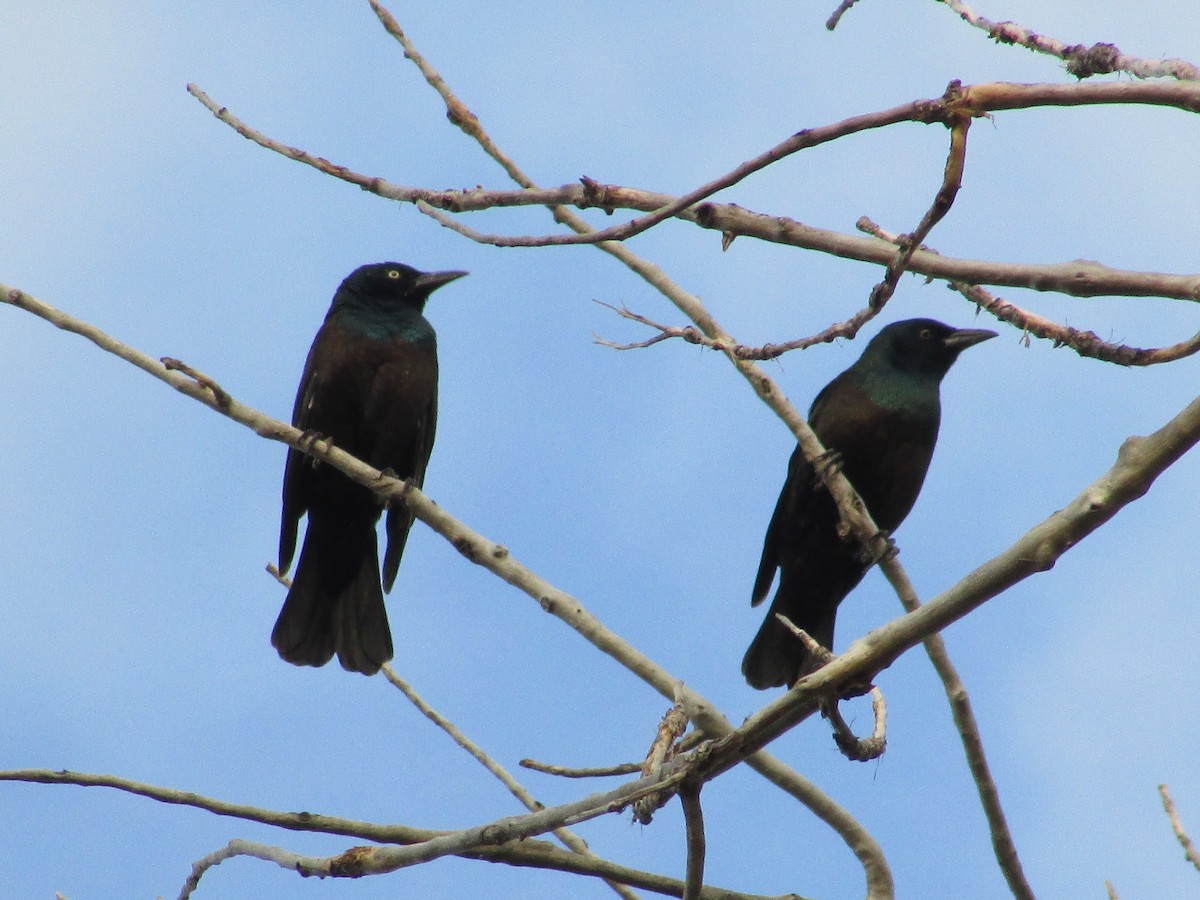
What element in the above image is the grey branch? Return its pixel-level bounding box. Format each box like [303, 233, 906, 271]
[185, 82, 1200, 304]
[520, 759, 644, 779]
[379, 664, 642, 900]
[1159, 784, 1200, 874]
[680, 786, 707, 900]
[859, 218, 1200, 367]
[3, 768, 772, 900]
[936, 0, 1200, 80]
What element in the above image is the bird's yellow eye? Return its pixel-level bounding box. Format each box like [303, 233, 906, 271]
[387, 270, 401, 279]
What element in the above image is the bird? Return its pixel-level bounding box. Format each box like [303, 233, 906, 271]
[743, 318, 996, 690]
[273, 262, 467, 675]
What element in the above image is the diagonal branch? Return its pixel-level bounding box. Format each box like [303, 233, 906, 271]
[866, 106, 971, 313]
[274, 559, 641, 899]
[935, 0, 1200, 80]
[859, 218, 1200, 366]
[1159, 784, 1200, 874]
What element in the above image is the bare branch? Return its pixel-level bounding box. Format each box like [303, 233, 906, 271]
[186, 83, 1200, 304]
[859, 218, 1200, 366]
[823, 689, 888, 764]
[867, 107, 971, 315]
[595, 301, 871, 361]
[888, 586, 1034, 897]
[936, 0, 1200, 80]
[952, 282, 1200, 366]
[1159, 784, 1200, 874]
[826, 0, 863, 31]
[2, 768, 782, 900]
[520, 759, 643, 779]
[379, 665, 642, 900]
[680, 786, 707, 900]
[774, 615, 888, 762]
[634, 701, 691, 825]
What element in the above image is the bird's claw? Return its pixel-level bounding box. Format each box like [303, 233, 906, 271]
[811, 449, 844, 486]
[297, 430, 331, 466]
[856, 530, 897, 565]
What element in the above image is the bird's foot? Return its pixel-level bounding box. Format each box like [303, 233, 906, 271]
[297, 430, 331, 466]
[810, 449, 844, 487]
[855, 530, 898, 565]
[379, 470, 420, 506]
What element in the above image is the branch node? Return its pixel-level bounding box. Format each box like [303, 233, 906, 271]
[161, 357, 232, 409]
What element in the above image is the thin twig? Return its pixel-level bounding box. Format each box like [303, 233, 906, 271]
[826, 0, 862, 31]
[823, 689, 888, 763]
[775, 615, 888, 762]
[161, 357, 232, 409]
[520, 759, 643, 779]
[380, 664, 642, 900]
[1159, 784, 1200, 874]
[859, 218, 1200, 366]
[953, 282, 1200, 366]
[594, 301, 866, 361]
[2, 767, 775, 900]
[867, 106, 971, 313]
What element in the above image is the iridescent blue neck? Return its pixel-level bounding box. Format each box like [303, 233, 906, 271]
[328, 293, 435, 343]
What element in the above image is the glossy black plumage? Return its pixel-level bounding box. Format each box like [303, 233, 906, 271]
[273, 262, 466, 675]
[743, 318, 995, 690]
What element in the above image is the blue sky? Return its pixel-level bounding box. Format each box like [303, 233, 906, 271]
[3, 2, 1199, 898]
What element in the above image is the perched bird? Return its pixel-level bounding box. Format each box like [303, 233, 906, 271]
[273, 262, 467, 675]
[743, 318, 995, 690]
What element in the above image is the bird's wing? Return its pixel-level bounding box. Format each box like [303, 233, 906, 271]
[752, 370, 859, 606]
[278, 328, 329, 572]
[376, 344, 438, 592]
[382, 394, 436, 591]
[752, 444, 813, 606]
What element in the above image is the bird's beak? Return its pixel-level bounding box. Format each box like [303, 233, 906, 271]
[415, 269, 469, 293]
[943, 327, 997, 352]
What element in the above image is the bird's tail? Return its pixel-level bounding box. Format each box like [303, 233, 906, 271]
[741, 594, 837, 690]
[271, 516, 394, 675]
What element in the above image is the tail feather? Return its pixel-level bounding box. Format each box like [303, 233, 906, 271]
[272, 517, 393, 675]
[742, 583, 840, 690]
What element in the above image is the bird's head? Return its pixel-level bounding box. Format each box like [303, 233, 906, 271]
[336, 262, 468, 313]
[867, 318, 997, 381]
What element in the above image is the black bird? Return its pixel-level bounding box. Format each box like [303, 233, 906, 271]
[273, 262, 467, 675]
[743, 318, 995, 690]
